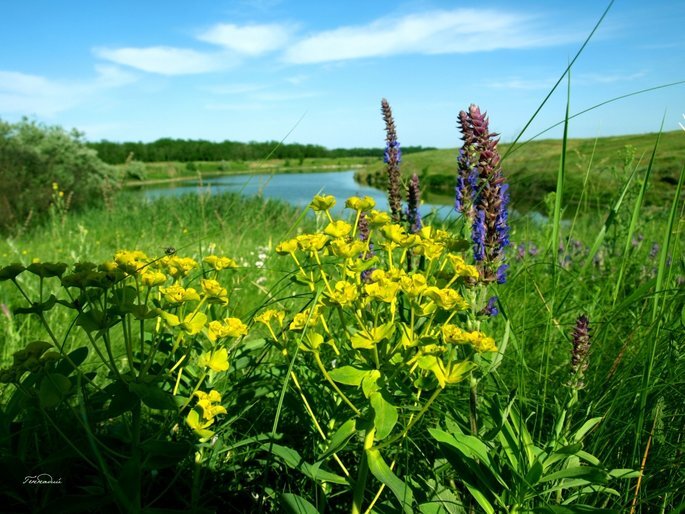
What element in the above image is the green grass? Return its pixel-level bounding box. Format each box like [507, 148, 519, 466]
[120, 155, 373, 183]
[356, 130, 685, 213]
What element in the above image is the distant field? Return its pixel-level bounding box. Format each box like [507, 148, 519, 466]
[118, 155, 373, 184]
[356, 130, 685, 213]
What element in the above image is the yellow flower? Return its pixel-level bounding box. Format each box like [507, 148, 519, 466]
[276, 238, 299, 255]
[114, 250, 149, 274]
[310, 194, 336, 211]
[442, 325, 498, 353]
[364, 279, 400, 303]
[289, 307, 321, 331]
[160, 284, 201, 304]
[367, 210, 391, 226]
[399, 273, 428, 297]
[417, 355, 475, 388]
[416, 241, 444, 260]
[345, 196, 375, 211]
[351, 322, 394, 349]
[195, 389, 222, 404]
[141, 270, 167, 287]
[207, 317, 248, 342]
[296, 234, 328, 252]
[424, 287, 468, 310]
[325, 280, 358, 306]
[254, 309, 286, 328]
[180, 312, 207, 335]
[380, 224, 407, 244]
[447, 254, 480, 279]
[186, 409, 214, 439]
[324, 220, 352, 238]
[329, 239, 366, 259]
[201, 278, 229, 304]
[163, 256, 198, 279]
[203, 255, 238, 270]
[199, 348, 230, 372]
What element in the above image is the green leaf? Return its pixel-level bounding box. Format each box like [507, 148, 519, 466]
[280, 493, 320, 514]
[0, 263, 25, 281]
[370, 391, 398, 441]
[366, 448, 414, 513]
[54, 346, 89, 376]
[361, 369, 381, 398]
[263, 443, 348, 485]
[14, 294, 58, 315]
[572, 417, 602, 443]
[328, 365, 369, 386]
[39, 373, 72, 408]
[26, 262, 68, 278]
[608, 468, 640, 479]
[318, 418, 356, 461]
[128, 382, 177, 411]
[533, 505, 619, 513]
[539, 466, 607, 483]
[525, 459, 544, 487]
[140, 439, 193, 469]
[464, 483, 495, 514]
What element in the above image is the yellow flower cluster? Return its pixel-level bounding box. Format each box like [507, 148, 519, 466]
[186, 390, 227, 439]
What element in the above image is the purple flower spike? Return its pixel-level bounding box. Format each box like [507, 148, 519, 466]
[381, 98, 403, 223]
[570, 314, 592, 389]
[406, 173, 422, 234]
[457, 104, 510, 283]
[480, 296, 499, 317]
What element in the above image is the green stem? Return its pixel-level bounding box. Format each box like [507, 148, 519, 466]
[351, 428, 376, 514]
[313, 352, 361, 416]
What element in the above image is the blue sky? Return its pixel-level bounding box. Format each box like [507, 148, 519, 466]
[1, 0, 683, 148]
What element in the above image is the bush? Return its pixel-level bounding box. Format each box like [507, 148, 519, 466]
[0, 118, 116, 234]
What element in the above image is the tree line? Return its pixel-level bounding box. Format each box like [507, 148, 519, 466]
[87, 138, 435, 164]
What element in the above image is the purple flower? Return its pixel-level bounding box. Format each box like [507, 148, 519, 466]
[516, 243, 526, 260]
[480, 296, 499, 316]
[570, 314, 592, 389]
[472, 209, 486, 262]
[406, 173, 422, 234]
[381, 98, 403, 223]
[458, 104, 510, 283]
[649, 242, 660, 260]
[528, 244, 539, 257]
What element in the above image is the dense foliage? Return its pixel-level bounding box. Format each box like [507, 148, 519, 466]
[0, 118, 116, 235]
[87, 137, 435, 164]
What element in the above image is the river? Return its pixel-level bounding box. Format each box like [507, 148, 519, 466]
[140, 170, 458, 219]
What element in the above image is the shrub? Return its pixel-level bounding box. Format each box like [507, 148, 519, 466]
[0, 118, 116, 234]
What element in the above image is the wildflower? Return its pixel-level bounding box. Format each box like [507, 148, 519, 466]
[310, 194, 336, 211]
[569, 314, 592, 389]
[296, 234, 328, 252]
[203, 255, 238, 270]
[275, 238, 299, 255]
[406, 174, 422, 234]
[399, 273, 428, 297]
[114, 250, 149, 274]
[206, 317, 248, 343]
[480, 296, 499, 317]
[329, 239, 366, 259]
[424, 287, 468, 311]
[364, 279, 400, 304]
[346, 196, 376, 211]
[351, 322, 394, 349]
[367, 210, 392, 227]
[442, 325, 497, 353]
[458, 104, 510, 283]
[163, 256, 198, 279]
[255, 309, 285, 328]
[381, 98, 403, 222]
[289, 307, 321, 331]
[141, 270, 167, 287]
[160, 284, 201, 304]
[325, 280, 358, 306]
[324, 220, 353, 238]
[199, 348, 230, 372]
[649, 242, 660, 260]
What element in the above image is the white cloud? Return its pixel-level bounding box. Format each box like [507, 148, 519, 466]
[94, 46, 230, 75]
[198, 23, 292, 55]
[486, 71, 647, 90]
[283, 9, 579, 64]
[0, 66, 137, 117]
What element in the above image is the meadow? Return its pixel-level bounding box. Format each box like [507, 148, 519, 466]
[0, 94, 683, 514]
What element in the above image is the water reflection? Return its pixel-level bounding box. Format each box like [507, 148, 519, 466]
[141, 170, 458, 219]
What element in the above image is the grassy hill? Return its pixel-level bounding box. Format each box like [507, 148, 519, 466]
[355, 130, 685, 213]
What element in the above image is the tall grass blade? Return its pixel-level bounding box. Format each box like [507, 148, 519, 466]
[612, 121, 665, 304]
[502, 0, 615, 161]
